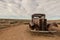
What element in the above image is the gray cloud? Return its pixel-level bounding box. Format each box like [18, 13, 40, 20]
[0, 0, 60, 20]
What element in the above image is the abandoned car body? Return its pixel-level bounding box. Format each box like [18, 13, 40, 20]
[29, 14, 58, 33]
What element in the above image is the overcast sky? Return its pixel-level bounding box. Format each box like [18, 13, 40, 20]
[0, 0, 60, 20]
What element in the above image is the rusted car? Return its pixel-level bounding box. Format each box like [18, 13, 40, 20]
[29, 14, 58, 33]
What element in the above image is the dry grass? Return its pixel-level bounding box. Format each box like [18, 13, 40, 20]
[0, 19, 59, 40]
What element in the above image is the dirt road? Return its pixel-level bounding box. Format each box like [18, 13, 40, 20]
[0, 24, 60, 40]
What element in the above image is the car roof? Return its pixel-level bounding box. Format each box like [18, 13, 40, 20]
[32, 14, 45, 18]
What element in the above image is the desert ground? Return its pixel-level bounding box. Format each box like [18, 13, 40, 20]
[0, 19, 60, 40]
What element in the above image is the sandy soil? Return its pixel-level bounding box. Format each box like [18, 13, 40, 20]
[0, 24, 60, 40]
